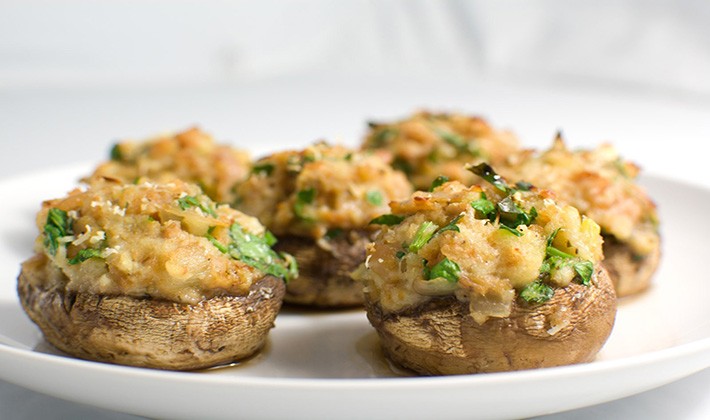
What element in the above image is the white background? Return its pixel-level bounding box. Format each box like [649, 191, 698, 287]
[1, 1, 709, 419]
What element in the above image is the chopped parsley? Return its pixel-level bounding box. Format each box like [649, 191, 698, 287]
[43, 208, 73, 256]
[427, 258, 461, 283]
[252, 163, 275, 176]
[497, 196, 537, 230]
[395, 250, 406, 259]
[499, 224, 523, 237]
[109, 143, 123, 161]
[324, 228, 342, 239]
[434, 127, 479, 156]
[294, 188, 316, 221]
[408, 221, 439, 252]
[520, 280, 554, 303]
[366, 190, 383, 206]
[371, 127, 398, 147]
[429, 175, 449, 191]
[177, 195, 217, 217]
[515, 181, 534, 191]
[68, 248, 104, 265]
[540, 230, 595, 286]
[470, 193, 496, 218]
[468, 163, 511, 194]
[209, 223, 297, 282]
[392, 157, 413, 175]
[437, 214, 463, 234]
[369, 214, 405, 226]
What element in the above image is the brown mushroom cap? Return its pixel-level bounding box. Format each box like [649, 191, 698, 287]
[274, 231, 369, 307]
[603, 235, 661, 297]
[18, 254, 285, 371]
[365, 267, 616, 375]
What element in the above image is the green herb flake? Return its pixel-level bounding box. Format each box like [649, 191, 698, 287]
[372, 128, 398, 147]
[395, 250, 406, 259]
[515, 181, 534, 191]
[109, 143, 123, 161]
[427, 258, 461, 283]
[369, 214, 405, 226]
[264, 230, 278, 247]
[206, 234, 229, 254]
[520, 281, 554, 303]
[325, 228, 342, 239]
[177, 195, 217, 217]
[68, 248, 104, 265]
[437, 214, 463, 234]
[392, 157, 413, 176]
[499, 224, 523, 237]
[294, 188, 317, 221]
[43, 208, 73, 256]
[408, 221, 439, 253]
[252, 163, 275, 176]
[468, 163, 511, 193]
[471, 193, 496, 218]
[226, 223, 297, 281]
[429, 175, 449, 192]
[366, 190, 383, 206]
[573, 261, 594, 286]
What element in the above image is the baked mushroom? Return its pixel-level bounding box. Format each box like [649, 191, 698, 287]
[235, 143, 412, 307]
[362, 111, 520, 190]
[353, 164, 616, 375]
[497, 135, 660, 297]
[17, 178, 295, 370]
[88, 127, 251, 204]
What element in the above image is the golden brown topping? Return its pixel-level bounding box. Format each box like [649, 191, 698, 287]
[88, 127, 251, 204]
[34, 179, 292, 305]
[235, 142, 413, 239]
[498, 136, 659, 256]
[354, 179, 603, 324]
[362, 111, 520, 190]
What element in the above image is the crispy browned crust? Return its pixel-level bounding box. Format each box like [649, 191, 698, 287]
[17, 254, 285, 371]
[365, 267, 616, 375]
[602, 235, 661, 297]
[274, 231, 369, 308]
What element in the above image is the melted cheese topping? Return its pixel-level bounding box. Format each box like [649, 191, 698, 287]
[88, 127, 251, 204]
[34, 179, 267, 304]
[235, 143, 413, 239]
[362, 111, 520, 190]
[354, 181, 603, 324]
[498, 137, 659, 256]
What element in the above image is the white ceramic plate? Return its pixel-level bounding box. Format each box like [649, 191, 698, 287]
[0, 166, 708, 420]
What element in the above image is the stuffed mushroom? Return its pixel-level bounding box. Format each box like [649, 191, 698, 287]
[497, 135, 660, 297]
[235, 143, 412, 307]
[18, 178, 295, 370]
[88, 127, 251, 204]
[354, 164, 616, 375]
[362, 111, 520, 190]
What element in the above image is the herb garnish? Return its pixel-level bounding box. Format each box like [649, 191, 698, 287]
[371, 127, 398, 147]
[369, 214, 405, 226]
[366, 190, 383, 206]
[294, 188, 316, 221]
[468, 163, 511, 194]
[177, 195, 217, 217]
[209, 223, 297, 282]
[429, 175, 449, 191]
[43, 208, 73, 256]
[68, 248, 104, 265]
[109, 144, 123, 161]
[427, 258, 461, 283]
[520, 280, 554, 303]
[408, 221, 439, 252]
[252, 163, 275, 176]
[540, 229, 594, 286]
